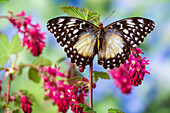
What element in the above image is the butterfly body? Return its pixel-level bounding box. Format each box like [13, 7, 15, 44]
[47, 16, 155, 69]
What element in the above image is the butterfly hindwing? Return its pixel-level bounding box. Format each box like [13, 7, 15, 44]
[98, 30, 130, 69]
[104, 17, 155, 48]
[47, 17, 98, 67]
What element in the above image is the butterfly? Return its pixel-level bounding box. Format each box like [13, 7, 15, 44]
[46, 16, 155, 69]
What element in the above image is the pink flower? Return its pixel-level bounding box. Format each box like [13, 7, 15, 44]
[68, 78, 91, 113]
[108, 65, 132, 94]
[8, 10, 45, 56]
[78, 66, 85, 72]
[0, 80, 2, 94]
[43, 65, 66, 78]
[42, 75, 71, 113]
[69, 85, 87, 113]
[15, 10, 25, 16]
[125, 47, 150, 86]
[20, 96, 32, 113]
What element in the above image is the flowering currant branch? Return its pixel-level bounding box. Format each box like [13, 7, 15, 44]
[0, 10, 46, 56]
[108, 47, 150, 94]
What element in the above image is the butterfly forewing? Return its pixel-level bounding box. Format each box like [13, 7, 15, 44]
[47, 17, 98, 67]
[104, 17, 155, 48]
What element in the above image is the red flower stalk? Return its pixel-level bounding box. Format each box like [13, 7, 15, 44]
[42, 65, 90, 113]
[125, 47, 150, 86]
[7, 10, 45, 56]
[20, 96, 33, 113]
[108, 65, 132, 94]
[68, 79, 89, 113]
[108, 47, 150, 94]
[42, 65, 71, 113]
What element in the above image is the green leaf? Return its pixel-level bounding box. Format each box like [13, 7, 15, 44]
[93, 16, 100, 27]
[108, 108, 124, 113]
[60, 6, 100, 27]
[61, 6, 85, 19]
[0, 96, 4, 102]
[57, 57, 67, 64]
[1, 104, 11, 109]
[12, 109, 20, 113]
[10, 34, 23, 54]
[76, 103, 96, 113]
[28, 68, 40, 83]
[19, 89, 29, 95]
[93, 71, 110, 82]
[0, 34, 10, 66]
[67, 77, 81, 82]
[44, 96, 49, 100]
[33, 56, 52, 66]
[13, 95, 20, 107]
[17, 66, 23, 75]
[82, 8, 100, 21]
[0, 0, 9, 2]
[0, 54, 9, 66]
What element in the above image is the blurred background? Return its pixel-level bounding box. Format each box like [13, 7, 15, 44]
[0, 0, 170, 113]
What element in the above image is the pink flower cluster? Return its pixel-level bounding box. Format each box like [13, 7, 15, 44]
[108, 65, 132, 94]
[125, 47, 150, 86]
[42, 65, 89, 113]
[20, 96, 33, 113]
[108, 47, 150, 94]
[0, 80, 2, 95]
[8, 10, 45, 56]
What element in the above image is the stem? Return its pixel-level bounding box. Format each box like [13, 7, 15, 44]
[18, 63, 39, 71]
[5, 75, 12, 113]
[89, 61, 93, 108]
[0, 16, 9, 19]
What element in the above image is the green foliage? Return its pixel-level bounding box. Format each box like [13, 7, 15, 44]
[0, 34, 10, 66]
[61, 6, 85, 20]
[67, 76, 81, 82]
[0, 34, 23, 66]
[12, 109, 20, 113]
[76, 103, 96, 113]
[33, 56, 52, 66]
[17, 64, 24, 75]
[0, 0, 9, 2]
[13, 94, 21, 108]
[57, 57, 67, 64]
[93, 71, 110, 82]
[28, 56, 52, 83]
[108, 108, 124, 113]
[28, 67, 40, 83]
[10, 34, 23, 54]
[60, 6, 100, 26]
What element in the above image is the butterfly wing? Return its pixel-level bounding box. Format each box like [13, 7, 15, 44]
[98, 17, 155, 69]
[47, 17, 99, 67]
[98, 30, 130, 69]
[104, 17, 155, 47]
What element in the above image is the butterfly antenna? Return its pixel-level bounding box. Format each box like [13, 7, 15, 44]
[102, 10, 116, 23]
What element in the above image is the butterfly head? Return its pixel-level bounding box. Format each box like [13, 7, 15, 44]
[99, 22, 103, 29]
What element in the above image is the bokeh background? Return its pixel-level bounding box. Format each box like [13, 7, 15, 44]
[0, 0, 170, 113]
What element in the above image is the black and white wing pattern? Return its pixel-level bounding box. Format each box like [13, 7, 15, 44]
[105, 17, 155, 48]
[47, 17, 98, 67]
[98, 17, 155, 69]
